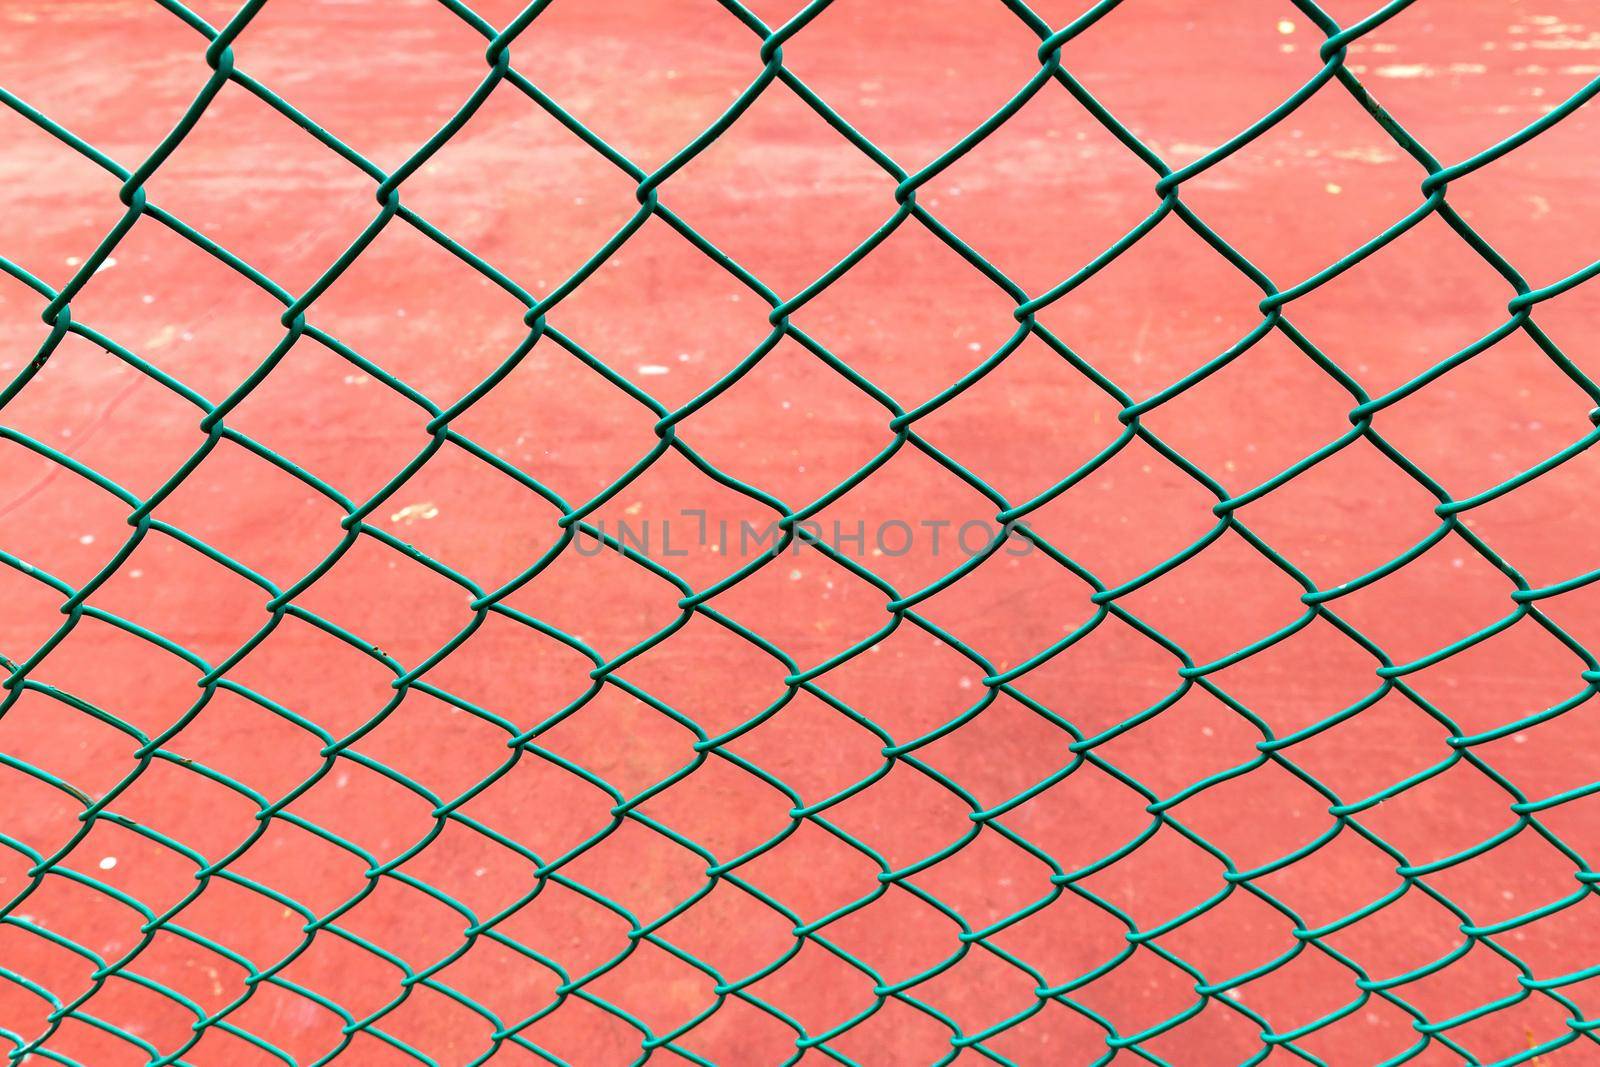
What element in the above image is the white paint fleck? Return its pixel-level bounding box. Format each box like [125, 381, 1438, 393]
[1375, 64, 1436, 79]
[390, 502, 439, 524]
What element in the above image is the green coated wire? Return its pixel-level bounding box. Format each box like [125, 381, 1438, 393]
[4, 0, 1600, 1064]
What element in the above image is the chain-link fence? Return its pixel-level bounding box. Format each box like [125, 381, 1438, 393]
[5, 0, 1600, 1063]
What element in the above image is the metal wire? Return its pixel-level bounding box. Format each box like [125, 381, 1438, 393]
[5, 0, 1600, 1064]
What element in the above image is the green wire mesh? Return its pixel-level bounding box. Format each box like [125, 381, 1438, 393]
[5, 0, 1600, 1064]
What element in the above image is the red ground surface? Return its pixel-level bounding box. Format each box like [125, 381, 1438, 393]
[5, 0, 1600, 1064]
